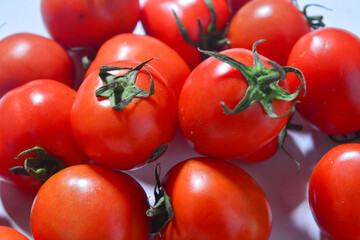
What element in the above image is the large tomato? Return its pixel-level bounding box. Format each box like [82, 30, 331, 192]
[40, 0, 140, 50]
[0, 33, 75, 97]
[71, 60, 177, 170]
[178, 42, 304, 159]
[0, 80, 88, 192]
[227, 0, 312, 66]
[140, 0, 230, 69]
[308, 143, 360, 239]
[30, 164, 150, 240]
[0, 226, 29, 240]
[287, 27, 360, 135]
[147, 158, 272, 239]
[85, 33, 191, 98]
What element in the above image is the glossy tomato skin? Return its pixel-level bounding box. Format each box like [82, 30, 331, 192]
[227, 0, 311, 66]
[85, 33, 191, 98]
[41, 0, 140, 50]
[156, 157, 272, 239]
[309, 143, 360, 239]
[0, 226, 29, 240]
[72, 60, 177, 170]
[30, 164, 150, 240]
[178, 48, 291, 159]
[0, 33, 75, 97]
[141, 0, 230, 69]
[0, 80, 88, 192]
[287, 28, 360, 135]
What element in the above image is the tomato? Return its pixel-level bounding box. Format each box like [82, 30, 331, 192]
[140, 0, 230, 69]
[30, 164, 150, 240]
[178, 42, 304, 160]
[148, 158, 272, 239]
[0, 80, 88, 192]
[40, 0, 140, 50]
[85, 33, 191, 98]
[237, 136, 279, 162]
[0, 33, 75, 97]
[308, 143, 360, 239]
[227, 0, 312, 66]
[287, 27, 360, 135]
[71, 60, 177, 170]
[0, 226, 29, 240]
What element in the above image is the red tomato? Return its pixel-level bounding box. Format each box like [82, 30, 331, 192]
[227, 0, 312, 66]
[141, 0, 230, 69]
[0, 80, 88, 192]
[287, 28, 360, 135]
[149, 158, 272, 239]
[30, 164, 150, 240]
[237, 136, 278, 162]
[178, 45, 304, 159]
[40, 0, 140, 50]
[308, 143, 360, 239]
[0, 33, 75, 97]
[85, 33, 191, 98]
[71, 60, 177, 170]
[0, 226, 29, 240]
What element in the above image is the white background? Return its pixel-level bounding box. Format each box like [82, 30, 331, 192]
[0, 0, 359, 239]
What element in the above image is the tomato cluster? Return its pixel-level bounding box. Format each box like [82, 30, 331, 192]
[0, 0, 360, 239]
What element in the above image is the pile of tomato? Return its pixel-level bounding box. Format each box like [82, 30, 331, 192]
[0, 0, 360, 239]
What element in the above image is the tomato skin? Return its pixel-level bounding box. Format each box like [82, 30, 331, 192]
[155, 157, 272, 239]
[227, 0, 311, 66]
[85, 33, 191, 98]
[178, 48, 291, 159]
[72, 60, 177, 170]
[0, 33, 75, 97]
[237, 136, 278, 162]
[40, 0, 140, 50]
[140, 0, 230, 69]
[0, 226, 29, 240]
[30, 164, 150, 240]
[308, 143, 360, 239]
[0, 80, 88, 192]
[287, 28, 360, 135]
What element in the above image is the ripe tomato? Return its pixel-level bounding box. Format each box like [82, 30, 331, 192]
[227, 0, 312, 66]
[237, 136, 278, 162]
[178, 43, 304, 159]
[148, 158, 272, 239]
[308, 143, 360, 239]
[0, 226, 29, 240]
[0, 33, 75, 97]
[0, 80, 88, 192]
[40, 0, 140, 50]
[140, 0, 230, 69]
[30, 164, 150, 240]
[71, 60, 177, 170]
[287, 27, 360, 135]
[85, 33, 191, 98]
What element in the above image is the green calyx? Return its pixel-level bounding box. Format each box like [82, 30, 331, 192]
[303, 4, 332, 29]
[199, 40, 306, 119]
[9, 146, 67, 183]
[146, 164, 174, 239]
[95, 58, 156, 111]
[173, 0, 230, 59]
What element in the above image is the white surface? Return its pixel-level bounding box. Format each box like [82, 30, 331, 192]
[0, 0, 359, 239]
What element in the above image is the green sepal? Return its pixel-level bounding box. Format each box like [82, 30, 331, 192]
[303, 4, 332, 29]
[199, 39, 306, 119]
[95, 58, 156, 111]
[146, 164, 174, 239]
[9, 146, 67, 183]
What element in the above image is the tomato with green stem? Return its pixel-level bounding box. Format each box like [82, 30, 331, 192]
[0, 80, 88, 192]
[147, 158, 272, 239]
[309, 143, 360, 239]
[71, 59, 177, 170]
[30, 164, 150, 240]
[178, 40, 305, 160]
[140, 0, 230, 69]
[85, 33, 191, 99]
